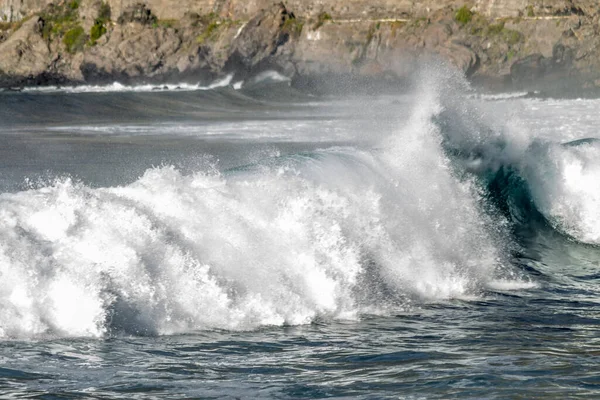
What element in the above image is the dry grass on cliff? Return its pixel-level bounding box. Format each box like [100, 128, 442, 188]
[282, 16, 304, 37]
[196, 20, 220, 44]
[469, 17, 523, 46]
[313, 12, 332, 30]
[0, 15, 32, 33]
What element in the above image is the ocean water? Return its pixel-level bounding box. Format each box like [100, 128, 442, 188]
[0, 69, 599, 399]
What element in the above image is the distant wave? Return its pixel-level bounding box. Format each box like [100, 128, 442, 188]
[5, 71, 295, 95]
[474, 91, 532, 101]
[13, 75, 235, 94]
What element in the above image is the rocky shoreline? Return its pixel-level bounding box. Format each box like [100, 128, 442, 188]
[1, 1, 599, 94]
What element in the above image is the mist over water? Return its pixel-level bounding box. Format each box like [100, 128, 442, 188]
[0, 70, 520, 339]
[1, 67, 600, 398]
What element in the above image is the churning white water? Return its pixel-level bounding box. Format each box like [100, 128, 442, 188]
[522, 140, 600, 244]
[9, 67, 600, 340]
[0, 73, 525, 339]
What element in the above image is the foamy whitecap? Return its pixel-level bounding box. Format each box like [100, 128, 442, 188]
[0, 66, 523, 339]
[15, 71, 290, 94]
[475, 92, 530, 101]
[19, 75, 235, 94]
[0, 144, 511, 338]
[524, 140, 600, 244]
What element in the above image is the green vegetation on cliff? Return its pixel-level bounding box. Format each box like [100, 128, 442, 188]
[63, 25, 85, 53]
[282, 15, 304, 37]
[89, 2, 111, 45]
[89, 20, 106, 45]
[153, 19, 177, 29]
[313, 12, 332, 30]
[526, 5, 535, 17]
[469, 17, 523, 46]
[41, 1, 81, 41]
[0, 16, 30, 33]
[196, 20, 220, 44]
[195, 13, 240, 45]
[455, 6, 473, 25]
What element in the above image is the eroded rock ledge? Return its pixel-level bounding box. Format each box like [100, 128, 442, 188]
[0, 1, 599, 93]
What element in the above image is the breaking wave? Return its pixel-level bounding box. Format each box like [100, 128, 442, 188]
[6, 64, 599, 340]
[0, 67, 537, 339]
[7, 70, 293, 95]
[15, 75, 234, 94]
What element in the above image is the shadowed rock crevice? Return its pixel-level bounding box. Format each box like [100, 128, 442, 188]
[224, 2, 296, 80]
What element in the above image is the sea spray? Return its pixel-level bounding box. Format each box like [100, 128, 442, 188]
[1, 67, 599, 400]
[522, 140, 600, 244]
[0, 67, 525, 339]
[439, 79, 600, 246]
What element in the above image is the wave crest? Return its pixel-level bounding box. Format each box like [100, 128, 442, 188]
[0, 65, 529, 339]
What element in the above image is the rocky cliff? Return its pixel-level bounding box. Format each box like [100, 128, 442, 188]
[0, 0, 599, 92]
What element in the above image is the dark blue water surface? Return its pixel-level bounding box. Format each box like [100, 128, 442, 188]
[2, 295, 599, 399]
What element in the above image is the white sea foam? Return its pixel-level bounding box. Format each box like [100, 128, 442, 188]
[461, 89, 600, 246]
[476, 91, 531, 101]
[15, 70, 290, 94]
[487, 279, 538, 291]
[19, 75, 235, 94]
[524, 140, 600, 245]
[44, 119, 349, 141]
[249, 70, 291, 85]
[0, 69, 517, 338]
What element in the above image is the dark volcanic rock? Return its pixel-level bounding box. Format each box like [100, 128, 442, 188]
[511, 44, 575, 86]
[225, 2, 296, 77]
[0, 1, 600, 90]
[117, 3, 157, 25]
[0, 18, 52, 84]
[511, 54, 548, 84]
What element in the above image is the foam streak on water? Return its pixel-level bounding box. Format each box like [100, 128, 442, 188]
[17, 74, 235, 94]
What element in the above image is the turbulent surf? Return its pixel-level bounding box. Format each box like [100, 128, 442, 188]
[0, 68, 599, 398]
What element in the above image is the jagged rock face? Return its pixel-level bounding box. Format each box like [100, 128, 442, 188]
[510, 43, 574, 84]
[291, 9, 480, 82]
[3, 0, 600, 22]
[117, 3, 157, 25]
[1, 0, 47, 22]
[293, 22, 369, 77]
[82, 24, 182, 82]
[78, 1, 306, 83]
[110, 0, 213, 20]
[226, 3, 296, 75]
[0, 18, 51, 85]
[80, 4, 239, 83]
[0, 0, 599, 90]
[493, 0, 589, 17]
